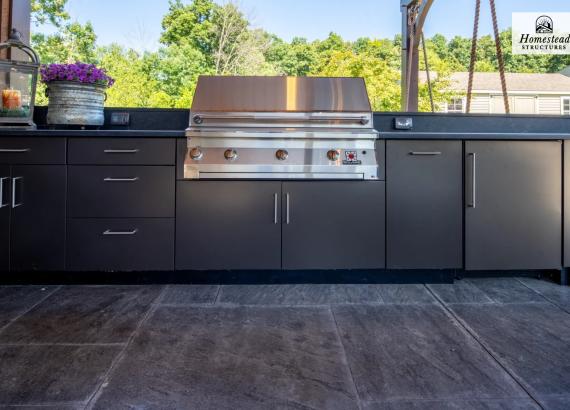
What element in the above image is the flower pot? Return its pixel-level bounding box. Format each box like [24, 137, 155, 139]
[46, 81, 106, 126]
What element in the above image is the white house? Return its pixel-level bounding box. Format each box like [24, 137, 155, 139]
[430, 71, 570, 115]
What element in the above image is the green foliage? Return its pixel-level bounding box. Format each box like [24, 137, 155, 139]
[31, 0, 69, 27]
[31, 0, 570, 111]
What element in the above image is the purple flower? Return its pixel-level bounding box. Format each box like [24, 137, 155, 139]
[40, 62, 114, 88]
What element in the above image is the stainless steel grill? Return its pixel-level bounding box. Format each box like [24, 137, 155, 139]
[184, 76, 380, 180]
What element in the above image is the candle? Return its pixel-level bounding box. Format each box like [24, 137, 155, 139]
[2, 89, 22, 110]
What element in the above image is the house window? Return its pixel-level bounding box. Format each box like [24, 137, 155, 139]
[447, 97, 465, 113]
[562, 97, 570, 115]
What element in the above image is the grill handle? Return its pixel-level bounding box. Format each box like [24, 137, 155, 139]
[193, 114, 370, 126]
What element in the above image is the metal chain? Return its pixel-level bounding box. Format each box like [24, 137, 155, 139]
[466, 0, 481, 114]
[489, 0, 510, 113]
[421, 33, 435, 112]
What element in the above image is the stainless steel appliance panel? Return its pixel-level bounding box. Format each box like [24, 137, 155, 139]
[465, 140, 561, 270]
[191, 76, 371, 113]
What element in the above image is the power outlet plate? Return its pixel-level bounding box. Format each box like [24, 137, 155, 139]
[110, 112, 130, 126]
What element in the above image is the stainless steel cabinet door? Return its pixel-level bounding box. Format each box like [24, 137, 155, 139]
[282, 181, 385, 270]
[465, 141, 561, 270]
[176, 181, 282, 270]
[0, 166, 9, 271]
[387, 141, 462, 269]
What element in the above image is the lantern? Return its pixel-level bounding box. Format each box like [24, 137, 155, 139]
[0, 29, 40, 129]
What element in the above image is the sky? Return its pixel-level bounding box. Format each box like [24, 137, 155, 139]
[37, 0, 570, 52]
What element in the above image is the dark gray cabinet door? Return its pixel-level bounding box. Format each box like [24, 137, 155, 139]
[282, 181, 385, 270]
[0, 166, 10, 271]
[465, 141, 561, 270]
[564, 141, 570, 268]
[10, 165, 66, 271]
[387, 141, 463, 269]
[176, 181, 282, 270]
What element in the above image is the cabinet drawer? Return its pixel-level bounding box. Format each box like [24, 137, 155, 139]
[67, 219, 174, 271]
[68, 166, 175, 218]
[0, 138, 66, 165]
[68, 138, 175, 165]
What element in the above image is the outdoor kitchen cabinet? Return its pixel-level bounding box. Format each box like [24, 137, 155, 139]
[465, 140, 561, 270]
[386, 140, 462, 269]
[176, 181, 282, 270]
[281, 181, 385, 270]
[0, 138, 67, 271]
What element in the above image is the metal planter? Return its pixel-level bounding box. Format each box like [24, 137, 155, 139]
[46, 81, 106, 126]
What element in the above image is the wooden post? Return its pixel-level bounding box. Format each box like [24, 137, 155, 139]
[0, 0, 31, 58]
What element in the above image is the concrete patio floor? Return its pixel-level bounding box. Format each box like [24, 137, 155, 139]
[0, 278, 569, 409]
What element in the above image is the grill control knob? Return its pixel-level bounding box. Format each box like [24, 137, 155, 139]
[276, 149, 289, 161]
[327, 150, 340, 161]
[224, 149, 238, 161]
[189, 147, 203, 161]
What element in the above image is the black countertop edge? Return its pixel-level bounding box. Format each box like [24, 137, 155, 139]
[1, 129, 569, 140]
[379, 132, 570, 140]
[0, 129, 186, 138]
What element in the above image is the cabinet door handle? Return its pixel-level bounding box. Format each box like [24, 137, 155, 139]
[103, 149, 139, 154]
[273, 193, 279, 224]
[467, 153, 477, 208]
[103, 177, 139, 182]
[0, 148, 31, 153]
[0, 177, 9, 208]
[11, 177, 23, 208]
[103, 229, 138, 236]
[285, 193, 290, 225]
[409, 151, 442, 156]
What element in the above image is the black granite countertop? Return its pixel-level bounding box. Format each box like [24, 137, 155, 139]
[0, 128, 186, 138]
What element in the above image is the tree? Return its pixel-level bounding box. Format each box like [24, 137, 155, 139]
[31, 0, 69, 27]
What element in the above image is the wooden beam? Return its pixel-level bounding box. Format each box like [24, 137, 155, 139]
[0, 0, 31, 59]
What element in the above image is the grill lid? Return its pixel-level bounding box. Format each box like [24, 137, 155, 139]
[188, 76, 374, 131]
[191, 76, 371, 113]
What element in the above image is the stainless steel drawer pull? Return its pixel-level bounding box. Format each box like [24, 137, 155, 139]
[286, 193, 290, 225]
[11, 177, 23, 208]
[103, 149, 140, 154]
[0, 177, 9, 208]
[0, 148, 31, 153]
[409, 151, 442, 156]
[103, 229, 138, 236]
[103, 177, 139, 182]
[273, 193, 278, 224]
[468, 153, 477, 208]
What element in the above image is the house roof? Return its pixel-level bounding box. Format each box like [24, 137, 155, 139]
[420, 71, 570, 93]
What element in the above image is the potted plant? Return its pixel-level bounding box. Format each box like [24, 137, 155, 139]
[40, 62, 114, 127]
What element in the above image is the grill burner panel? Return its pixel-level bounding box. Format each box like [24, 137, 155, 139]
[185, 76, 380, 180]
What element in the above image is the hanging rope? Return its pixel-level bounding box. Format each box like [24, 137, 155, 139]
[405, 3, 419, 111]
[421, 33, 435, 112]
[489, 0, 510, 114]
[466, 0, 481, 114]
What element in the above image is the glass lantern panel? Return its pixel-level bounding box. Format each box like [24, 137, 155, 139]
[0, 66, 33, 119]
